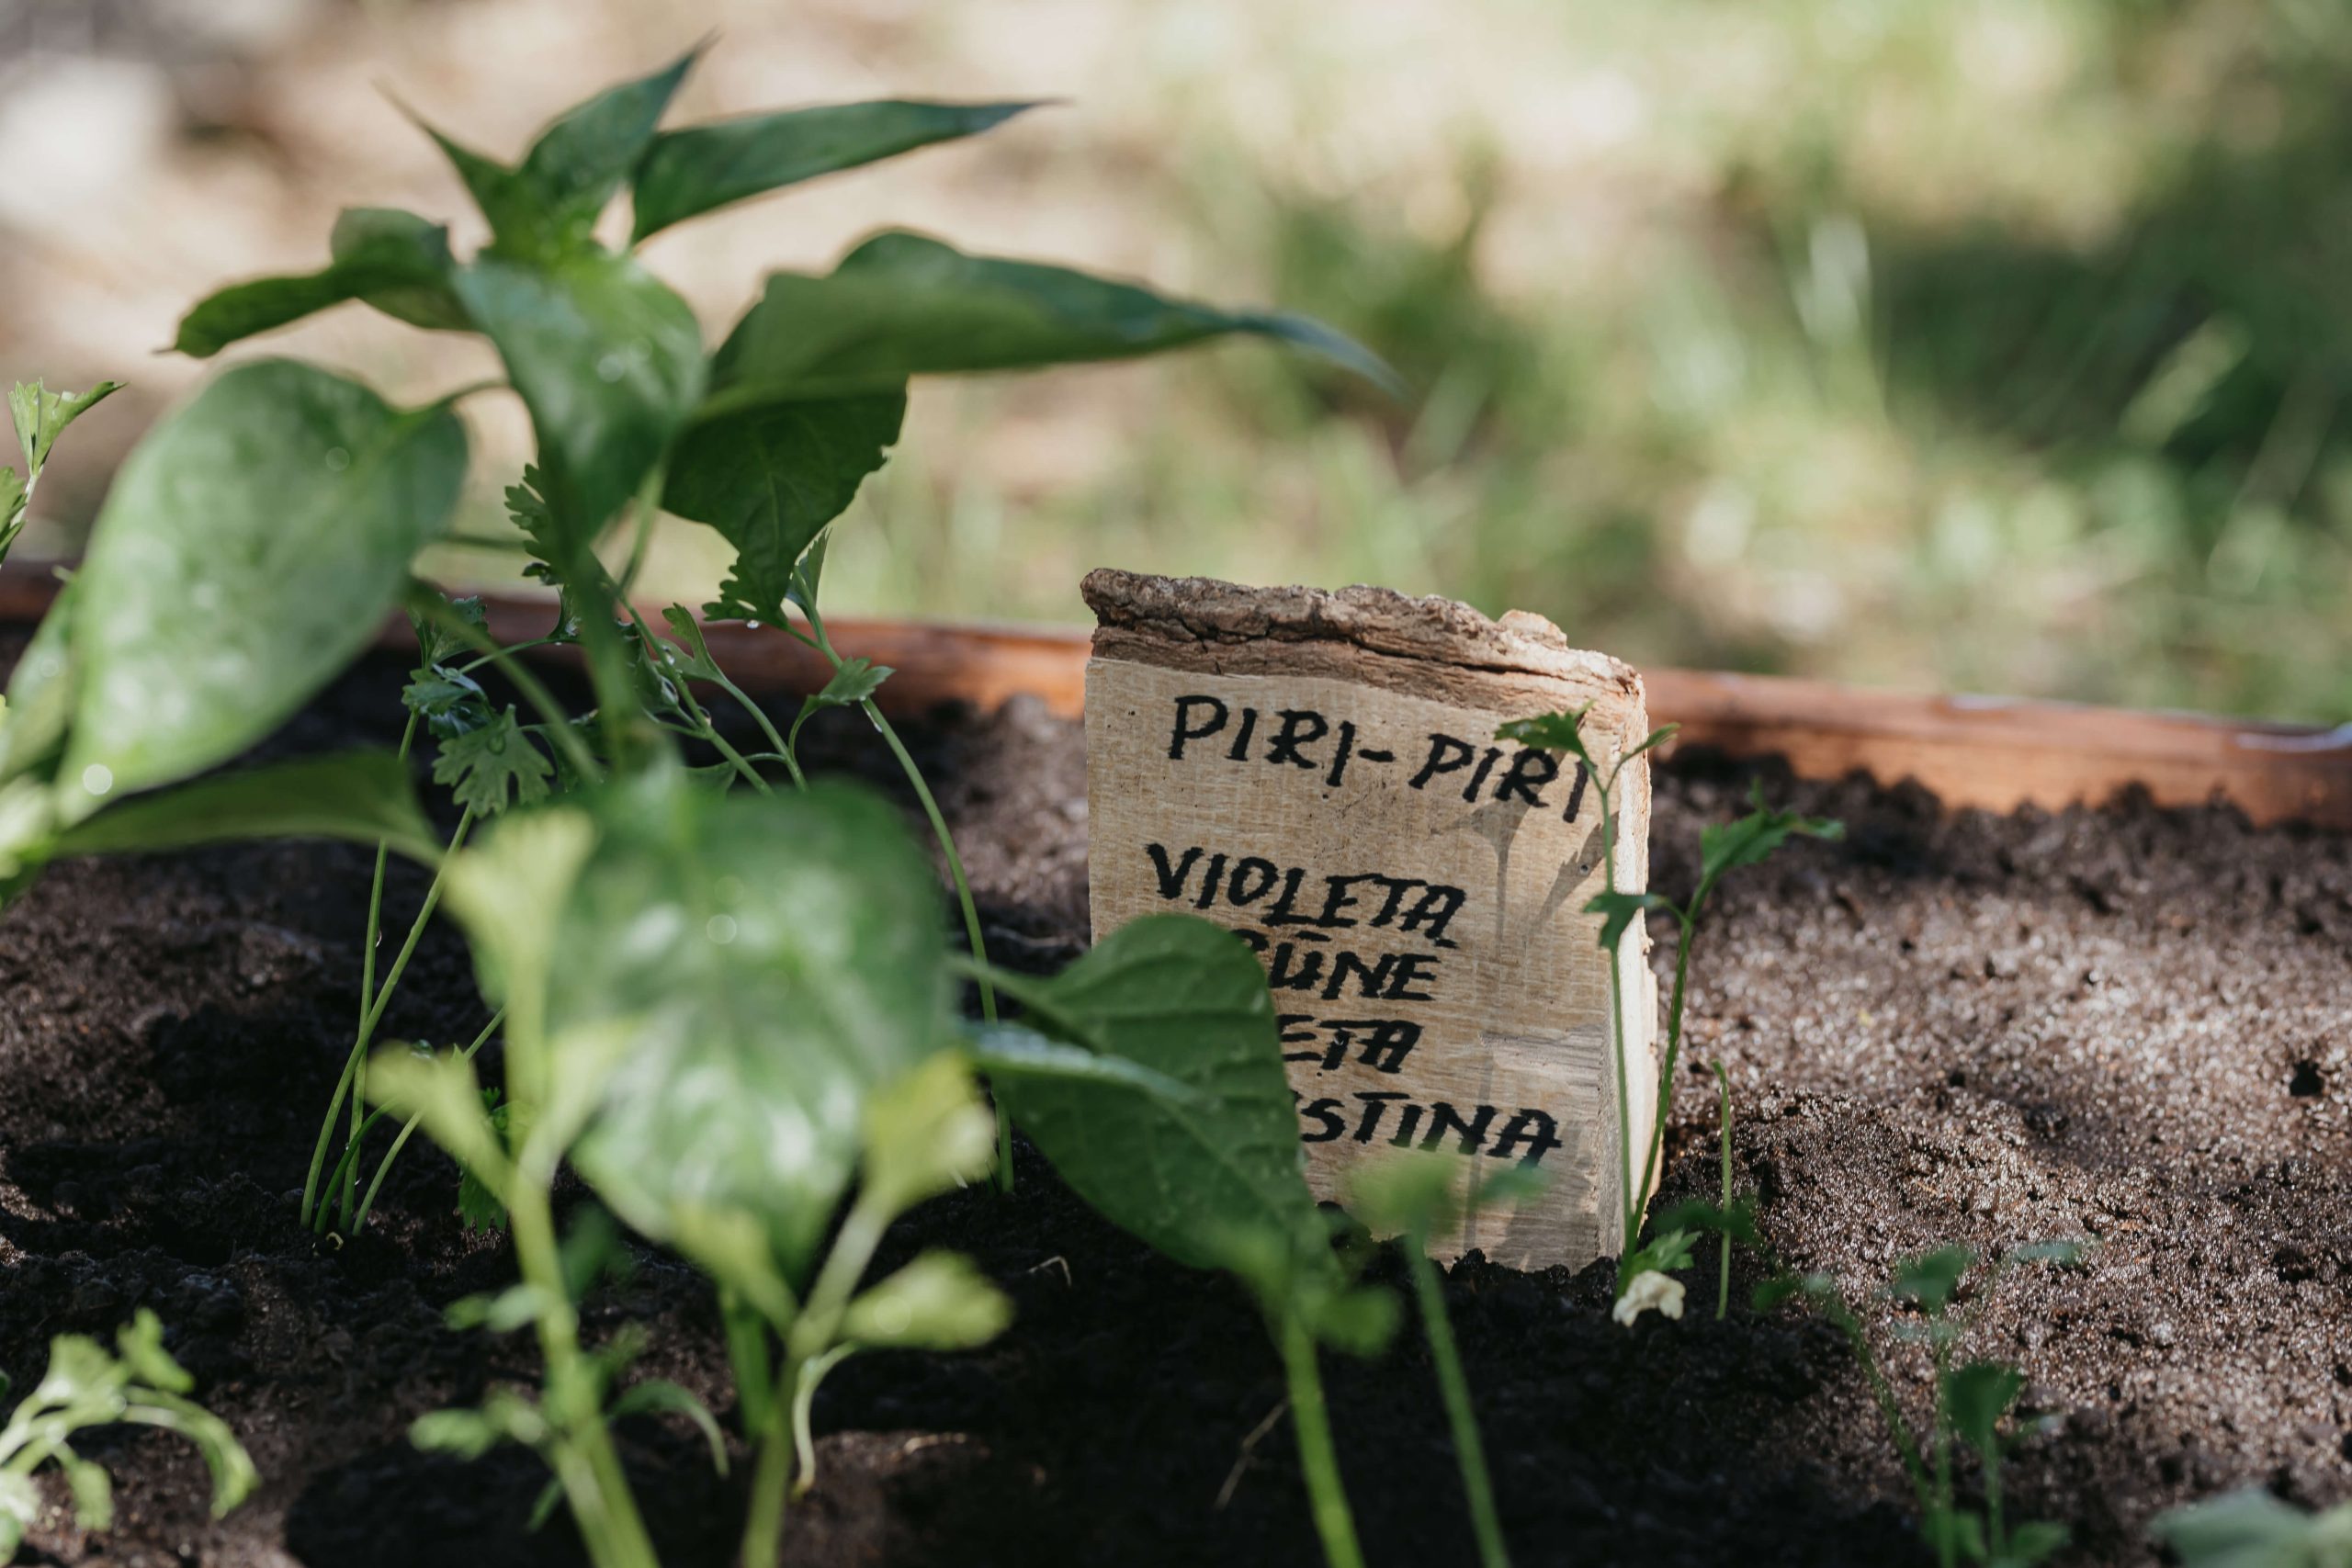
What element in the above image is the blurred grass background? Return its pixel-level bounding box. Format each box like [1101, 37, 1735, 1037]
[2, 0, 2347, 720]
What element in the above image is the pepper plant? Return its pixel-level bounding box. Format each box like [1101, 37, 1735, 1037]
[1498, 710, 1839, 1304]
[0, 1309, 255, 1562]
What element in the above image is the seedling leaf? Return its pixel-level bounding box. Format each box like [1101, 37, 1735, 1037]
[658, 605, 724, 682]
[454, 252, 705, 536]
[433, 706, 555, 816]
[1892, 1244, 1973, 1314]
[174, 209, 459, 356]
[517, 47, 698, 249]
[1696, 781, 1844, 901]
[1588, 888, 1673, 950]
[632, 98, 1042, 241]
[48, 750, 439, 867]
[664, 392, 906, 625]
[59, 360, 467, 813]
[988, 914, 1327, 1276]
[609, 1380, 729, 1476]
[2003, 1520, 2071, 1565]
[1941, 1359, 2023, 1450]
[860, 1054, 997, 1215]
[11, 379, 120, 475]
[544, 772, 956, 1277]
[2151, 1490, 2345, 1565]
[701, 230, 1399, 413]
[840, 1252, 1012, 1349]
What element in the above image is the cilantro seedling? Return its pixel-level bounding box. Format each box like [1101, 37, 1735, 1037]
[0, 1310, 255, 1563]
[1498, 709, 1839, 1305]
[1758, 1241, 2084, 1568]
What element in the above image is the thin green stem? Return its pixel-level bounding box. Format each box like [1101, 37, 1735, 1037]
[509, 1159, 660, 1568]
[789, 1345, 853, 1498]
[1278, 1309, 1363, 1568]
[1408, 1244, 1508, 1568]
[709, 669, 806, 792]
[1634, 914, 1697, 1237]
[323, 808, 477, 1231]
[795, 587, 1005, 1186]
[1713, 1060, 1733, 1320]
[351, 1010, 503, 1231]
[719, 1290, 775, 1436]
[739, 1359, 798, 1568]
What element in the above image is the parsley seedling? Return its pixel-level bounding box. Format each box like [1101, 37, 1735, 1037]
[1758, 1241, 2085, 1568]
[1498, 709, 1839, 1307]
[0, 1310, 254, 1562]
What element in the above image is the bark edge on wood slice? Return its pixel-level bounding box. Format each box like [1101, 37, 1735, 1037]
[1081, 568, 1659, 1269]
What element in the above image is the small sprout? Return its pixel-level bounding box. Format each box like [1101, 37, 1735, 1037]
[0, 1310, 254, 1562]
[2154, 1489, 2352, 1568]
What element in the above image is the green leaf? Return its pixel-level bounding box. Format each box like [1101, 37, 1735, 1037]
[1922, 1506, 1987, 1564]
[517, 48, 697, 248]
[812, 656, 892, 709]
[173, 209, 459, 356]
[632, 98, 1041, 242]
[59, 1450, 113, 1530]
[1695, 781, 1844, 903]
[861, 1054, 997, 1216]
[2152, 1492, 2339, 1567]
[1752, 1271, 1839, 1314]
[1587, 888, 1674, 950]
[967, 1023, 1206, 1103]
[530, 770, 955, 1279]
[455, 252, 705, 536]
[1893, 1244, 1974, 1315]
[663, 392, 905, 625]
[114, 1309, 193, 1393]
[433, 706, 554, 816]
[48, 750, 439, 866]
[1648, 1196, 1759, 1247]
[58, 360, 468, 815]
[1623, 1227, 1696, 1277]
[1941, 1359, 2024, 1450]
[11, 380, 120, 477]
[0, 572, 83, 784]
[658, 605, 723, 682]
[988, 913, 1326, 1276]
[367, 1047, 507, 1190]
[1345, 1148, 1472, 1238]
[2000, 1519, 2071, 1566]
[409, 589, 490, 668]
[458, 1089, 513, 1232]
[1494, 705, 1595, 766]
[701, 230, 1399, 414]
[840, 1251, 1012, 1349]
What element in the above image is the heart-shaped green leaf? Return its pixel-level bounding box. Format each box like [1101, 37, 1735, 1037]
[59, 360, 467, 814]
[540, 771, 954, 1278]
[989, 913, 1325, 1275]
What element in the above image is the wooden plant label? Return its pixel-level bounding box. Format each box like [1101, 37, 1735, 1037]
[1082, 570, 1658, 1269]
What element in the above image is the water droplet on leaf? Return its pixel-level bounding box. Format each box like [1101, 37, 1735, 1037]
[80, 763, 112, 796]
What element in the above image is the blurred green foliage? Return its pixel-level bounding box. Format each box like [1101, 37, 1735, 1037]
[811, 0, 2352, 721]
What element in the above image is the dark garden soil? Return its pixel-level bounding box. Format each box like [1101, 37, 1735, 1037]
[1, 637, 2346, 1568]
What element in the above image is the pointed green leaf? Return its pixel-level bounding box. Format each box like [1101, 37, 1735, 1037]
[1695, 782, 1844, 903]
[988, 913, 1326, 1275]
[0, 572, 82, 784]
[663, 391, 904, 624]
[59, 361, 467, 814]
[967, 1023, 1206, 1105]
[860, 1053, 997, 1215]
[48, 750, 438, 865]
[520, 48, 697, 246]
[812, 656, 892, 709]
[1893, 1244, 1974, 1314]
[701, 230, 1399, 414]
[1587, 888, 1673, 950]
[632, 98, 1041, 242]
[608, 1379, 729, 1476]
[456, 252, 704, 537]
[840, 1251, 1012, 1349]
[11, 380, 120, 476]
[658, 605, 723, 682]
[59, 1450, 113, 1530]
[417, 119, 549, 255]
[1941, 1359, 2023, 1450]
[174, 209, 459, 356]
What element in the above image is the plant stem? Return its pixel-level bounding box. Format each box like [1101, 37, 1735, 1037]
[789, 1345, 852, 1498]
[1277, 1308, 1363, 1568]
[792, 592, 1005, 1186]
[509, 1159, 660, 1568]
[352, 1010, 503, 1231]
[738, 1359, 798, 1568]
[709, 668, 807, 792]
[718, 1289, 775, 1435]
[336, 709, 417, 1222]
[1634, 915, 1697, 1240]
[304, 806, 475, 1231]
[1713, 1060, 1733, 1319]
[1408, 1243, 1508, 1568]
[411, 586, 599, 783]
